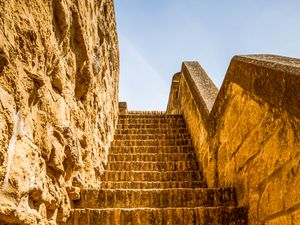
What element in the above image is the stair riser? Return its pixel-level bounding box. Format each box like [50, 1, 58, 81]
[119, 114, 181, 119]
[125, 111, 165, 115]
[117, 124, 187, 129]
[106, 162, 198, 171]
[109, 146, 194, 154]
[115, 128, 188, 135]
[101, 171, 202, 181]
[114, 134, 190, 140]
[98, 181, 206, 189]
[68, 111, 247, 224]
[75, 188, 236, 208]
[112, 139, 192, 146]
[118, 118, 185, 124]
[108, 154, 195, 162]
[68, 207, 248, 225]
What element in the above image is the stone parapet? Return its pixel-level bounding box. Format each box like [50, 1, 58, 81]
[119, 102, 128, 114]
[166, 54, 300, 224]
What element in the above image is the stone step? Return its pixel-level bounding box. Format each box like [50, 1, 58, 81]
[108, 153, 196, 162]
[117, 123, 187, 129]
[114, 133, 191, 140]
[115, 128, 189, 135]
[106, 161, 199, 171]
[125, 111, 166, 115]
[98, 181, 206, 189]
[74, 188, 236, 209]
[118, 118, 185, 125]
[68, 207, 247, 225]
[100, 171, 202, 181]
[119, 113, 181, 118]
[109, 146, 194, 154]
[111, 139, 192, 147]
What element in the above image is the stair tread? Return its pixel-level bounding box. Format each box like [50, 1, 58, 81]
[81, 187, 235, 191]
[69, 206, 247, 225]
[108, 153, 195, 155]
[72, 206, 243, 210]
[106, 161, 199, 171]
[99, 181, 205, 184]
[108, 153, 196, 162]
[117, 124, 187, 129]
[110, 145, 193, 149]
[99, 181, 206, 189]
[101, 171, 203, 181]
[112, 139, 191, 145]
[115, 128, 189, 134]
[114, 134, 191, 140]
[109, 146, 194, 154]
[69, 112, 247, 224]
[102, 170, 201, 173]
[75, 188, 236, 208]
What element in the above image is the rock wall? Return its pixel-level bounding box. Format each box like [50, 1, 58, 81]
[167, 55, 300, 224]
[0, 0, 119, 224]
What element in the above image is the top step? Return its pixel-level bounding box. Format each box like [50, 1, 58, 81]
[127, 111, 166, 115]
[120, 112, 182, 118]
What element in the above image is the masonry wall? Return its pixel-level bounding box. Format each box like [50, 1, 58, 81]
[167, 55, 300, 224]
[0, 0, 119, 224]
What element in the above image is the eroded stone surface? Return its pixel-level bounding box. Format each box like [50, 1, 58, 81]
[68, 113, 247, 224]
[0, 0, 119, 224]
[167, 55, 300, 224]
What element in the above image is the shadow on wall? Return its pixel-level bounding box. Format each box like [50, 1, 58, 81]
[166, 54, 300, 225]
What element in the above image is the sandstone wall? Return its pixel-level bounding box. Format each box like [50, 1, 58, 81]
[0, 0, 119, 224]
[167, 62, 218, 187]
[167, 55, 300, 224]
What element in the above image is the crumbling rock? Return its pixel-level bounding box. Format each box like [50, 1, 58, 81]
[0, 0, 119, 224]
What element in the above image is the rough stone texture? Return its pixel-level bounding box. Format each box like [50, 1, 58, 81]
[69, 207, 247, 225]
[0, 0, 119, 224]
[166, 72, 181, 114]
[118, 102, 127, 115]
[167, 61, 219, 187]
[166, 55, 300, 224]
[68, 112, 247, 224]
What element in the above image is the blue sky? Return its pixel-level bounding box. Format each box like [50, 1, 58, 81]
[114, 0, 300, 110]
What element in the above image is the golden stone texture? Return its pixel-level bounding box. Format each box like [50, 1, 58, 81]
[0, 0, 299, 223]
[167, 55, 300, 224]
[0, 0, 119, 224]
[68, 112, 247, 224]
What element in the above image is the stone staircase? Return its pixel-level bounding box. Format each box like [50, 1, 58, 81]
[68, 112, 247, 225]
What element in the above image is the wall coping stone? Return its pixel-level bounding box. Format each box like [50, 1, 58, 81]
[181, 61, 218, 122]
[166, 72, 181, 114]
[119, 102, 127, 114]
[207, 54, 300, 135]
[175, 55, 300, 135]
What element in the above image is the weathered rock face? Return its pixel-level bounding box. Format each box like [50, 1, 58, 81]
[0, 0, 119, 224]
[167, 55, 300, 224]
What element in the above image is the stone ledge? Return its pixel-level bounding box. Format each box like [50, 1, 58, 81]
[166, 72, 181, 114]
[170, 54, 300, 120]
[168, 54, 300, 130]
[208, 54, 300, 136]
[119, 102, 127, 114]
[166, 62, 219, 121]
[181, 61, 218, 122]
